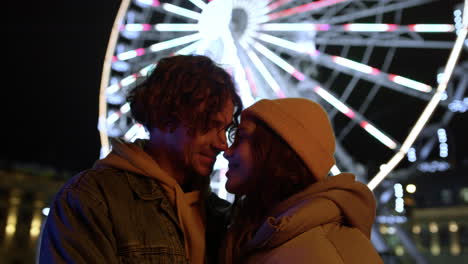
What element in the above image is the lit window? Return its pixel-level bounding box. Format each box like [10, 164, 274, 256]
[441, 189, 453, 204]
[460, 188, 468, 203]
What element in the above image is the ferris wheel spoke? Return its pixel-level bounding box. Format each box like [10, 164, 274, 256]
[340, 23, 455, 33]
[174, 40, 202, 55]
[161, 3, 202, 21]
[326, 54, 432, 91]
[254, 32, 316, 54]
[251, 41, 305, 81]
[120, 23, 199, 32]
[240, 39, 286, 98]
[266, 0, 296, 12]
[113, 33, 202, 61]
[324, 0, 434, 24]
[311, 85, 399, 150]
[264, 0, 351, 22]
[259, 23, 330, 31]
[124, 124, 147, 142]
[135, 0, 161, 7]
[254, 32, 437, 102]
[320, 52, 440, 102]
[259, 23, 455, 33]
[106, 64, 155, 95]
[314, 36, 454, 49]
[337, 47, 397, 140]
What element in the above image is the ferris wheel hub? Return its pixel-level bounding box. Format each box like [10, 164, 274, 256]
[198, 0, 232, 41]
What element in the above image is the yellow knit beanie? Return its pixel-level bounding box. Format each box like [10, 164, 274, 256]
[243, 98, 336, 180]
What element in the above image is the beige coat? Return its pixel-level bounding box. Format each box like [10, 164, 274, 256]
[226, 173, 383, 264]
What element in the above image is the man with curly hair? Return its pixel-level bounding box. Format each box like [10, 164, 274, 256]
[38, 55, 243, 264]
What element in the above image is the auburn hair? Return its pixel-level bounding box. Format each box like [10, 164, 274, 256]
[227, 118, 317, 263]
[127, 55, 242, 141]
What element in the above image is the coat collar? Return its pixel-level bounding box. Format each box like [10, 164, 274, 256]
[126, 171, 166, 201]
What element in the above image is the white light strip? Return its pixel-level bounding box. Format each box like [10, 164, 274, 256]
[107, 84, 120, 94]
[267, 0, 295, 12]
[333, 56, 380, 75]
[260, 23, 455, 33]
[252, 41, 305, 80]
[107, 112, 121, 125]
[368, 15, 468, 190]
[389, 74, 432, 93]
[117, 48, 145, 61]
[266, 0, 350, 21]
[139, 63, 156, 76]
[313, 86, 353, 116]
[360, 122, 398, 150]
[259, 23, 328, 31]
[256, 33, 310, 53]
[189, 0, 206, 9]
[121, 75, 137, 86]
[241, 40, 284, 97]
[120, 103, 131, 113]
[345, 23, 396, 32]
[122, 24, 151, 31]
[162, 3, 201, 20]
[106, 65, 155, 95]
[124, 124, 141, 141]
[149, 33, 201, 52]
[410, 24, 455, 32]
[175, 40, 201, 55]
[313, 87, 396, 148]
[129, 125, 149, 142]
[136, 0, 160, 7]
[155, 23, 199, 31]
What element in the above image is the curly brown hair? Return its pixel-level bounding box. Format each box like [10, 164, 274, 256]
[127, 55, 243, 141]
[226, 118, 317, 263]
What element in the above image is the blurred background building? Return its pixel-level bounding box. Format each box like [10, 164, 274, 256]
[0, 162, 68, 263]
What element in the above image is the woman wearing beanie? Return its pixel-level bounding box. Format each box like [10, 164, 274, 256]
[221, 98, 383, 264]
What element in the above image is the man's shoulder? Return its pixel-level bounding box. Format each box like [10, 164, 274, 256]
[54, 167, 131, 202]
[64, 167, 127, 189]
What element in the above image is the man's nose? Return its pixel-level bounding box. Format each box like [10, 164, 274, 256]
[213, 130, 228, 151]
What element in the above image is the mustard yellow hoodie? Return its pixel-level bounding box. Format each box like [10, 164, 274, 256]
[94, 138, 206, 264]
[224, 173, 383, 264]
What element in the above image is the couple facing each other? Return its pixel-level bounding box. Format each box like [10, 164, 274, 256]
[39, 55, 383, 263]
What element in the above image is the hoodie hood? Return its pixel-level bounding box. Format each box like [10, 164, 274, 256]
[93, 138, 179, 188]
[244, 173, 376, 251]
[94, 138, 207, 264]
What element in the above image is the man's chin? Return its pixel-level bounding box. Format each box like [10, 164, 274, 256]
[197, 167, 213, 178]
[188, 166, 212, 188]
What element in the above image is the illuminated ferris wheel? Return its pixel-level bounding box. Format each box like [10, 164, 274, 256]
[99, 0, 466, 191]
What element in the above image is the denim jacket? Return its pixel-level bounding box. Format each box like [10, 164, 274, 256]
[38, 167, 230, 264]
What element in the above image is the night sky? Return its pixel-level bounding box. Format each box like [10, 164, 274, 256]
[3, 0, 467, 174]
[4, 1, 120, 173]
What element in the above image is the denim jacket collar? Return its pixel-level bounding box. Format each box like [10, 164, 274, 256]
[126, 171, 166, 201]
